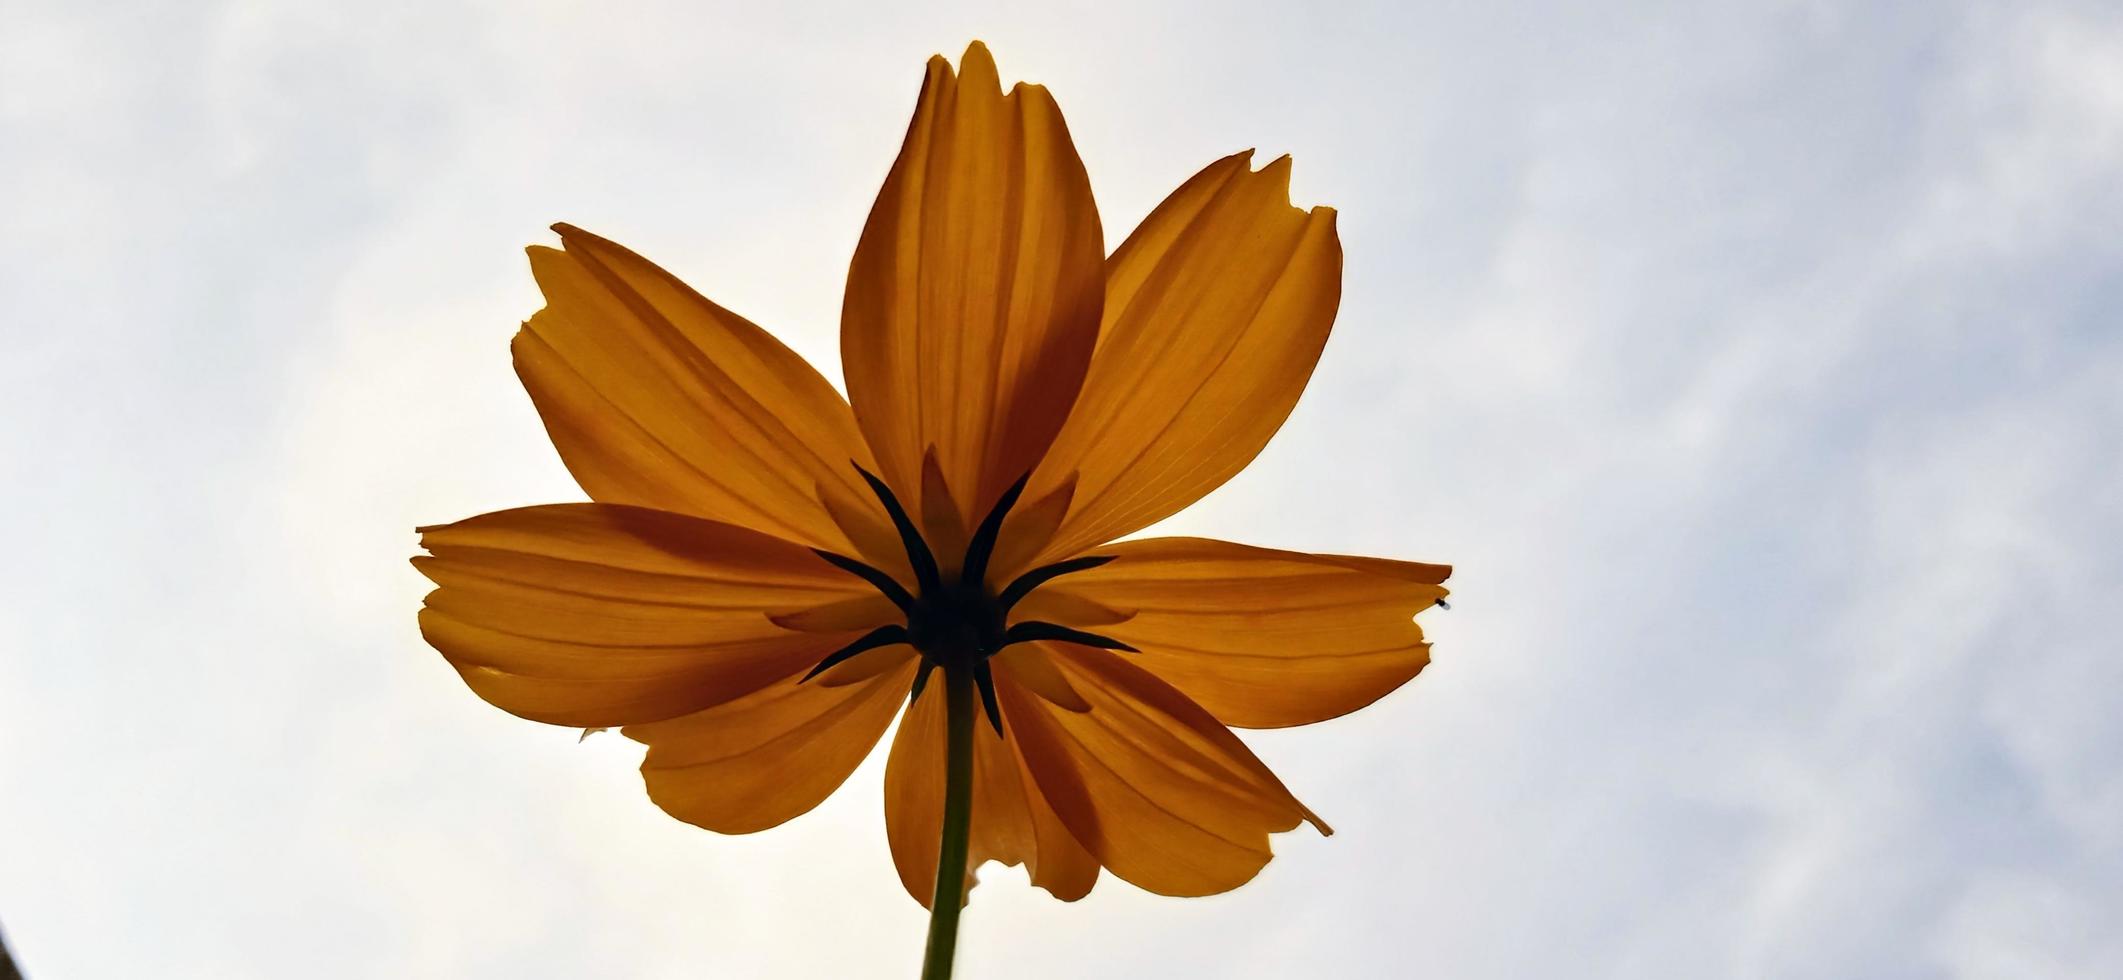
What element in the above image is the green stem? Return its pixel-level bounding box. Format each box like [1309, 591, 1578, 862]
[920, 668, 977, 980]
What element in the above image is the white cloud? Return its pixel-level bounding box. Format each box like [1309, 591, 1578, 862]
[3, 0, 2119, 977]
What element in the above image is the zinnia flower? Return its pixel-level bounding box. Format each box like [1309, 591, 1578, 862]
[415, 40, 1449, 941]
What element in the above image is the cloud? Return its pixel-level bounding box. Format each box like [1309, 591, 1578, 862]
[2, 0, 2118, 977]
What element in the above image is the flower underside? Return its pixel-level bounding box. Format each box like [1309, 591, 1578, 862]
[804, 464, 1134, 734]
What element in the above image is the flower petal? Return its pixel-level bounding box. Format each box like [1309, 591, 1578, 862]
[414, 504, 873, 728]
[841, 41, 1105, 533]
[1010, 576, 1131, 627]
[1042, 537, 1449, 729]
[992, 643, 1091, 712]
[885, 677, 1100, 906]
[768, 593, 905, 633]
[1014, 151, 1342, 568]
[628, 659, 916, 835]
[813, 644, 918, 688]
[517, 224, 885, 553]
[1006, 647, 1327, 897]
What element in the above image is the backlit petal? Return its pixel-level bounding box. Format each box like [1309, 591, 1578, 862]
[1042, 537, 1449, 729]
[414, 504, 872, 728]
[885, 677, 1099, 906]
[1013, 151, 1341, 569]
[629, 660, 917, 835]
[1007, 647, 1327, 897]
[992, 643, 1090, 712]
[768, 593, 904, 633]
[841, 41, 1105, 534]
[813, 644, 919, 688]
[1010, 587, 1130, 628]
[518, 224, 887, 553]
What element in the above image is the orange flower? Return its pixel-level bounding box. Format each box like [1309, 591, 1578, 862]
[415, 41, 1449, 910]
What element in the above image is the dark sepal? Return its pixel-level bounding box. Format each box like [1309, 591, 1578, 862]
[972, 660, 1004, 736]
[996, 555, 1117, 612]
[959, 471, 1030, 589]
[810, 549, 917, 613]
[801, 624, 912, 683]
[852, 462, 942, 595]
[1004, 620, 1139, 652]
[908, 659, 938, 703]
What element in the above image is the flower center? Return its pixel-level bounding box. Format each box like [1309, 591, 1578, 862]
[905, 578, 1009, 670]
[804, 464, 1132, 732]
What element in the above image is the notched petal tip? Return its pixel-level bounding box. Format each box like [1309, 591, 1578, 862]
[1236, 150, 1339, 221]
[1251, 153, 1337, 223]
[542, 222, 655, 267]
[542, 223, 610, 257]
[1257, 152, 1293, 182]
[919, 41, 1000, 91]
[959, 39, 997, 78]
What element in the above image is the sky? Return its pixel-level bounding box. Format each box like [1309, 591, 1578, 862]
[3, 0, 2120, 977]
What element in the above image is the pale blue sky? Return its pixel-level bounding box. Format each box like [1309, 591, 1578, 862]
[4, 1, 2121, 977]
